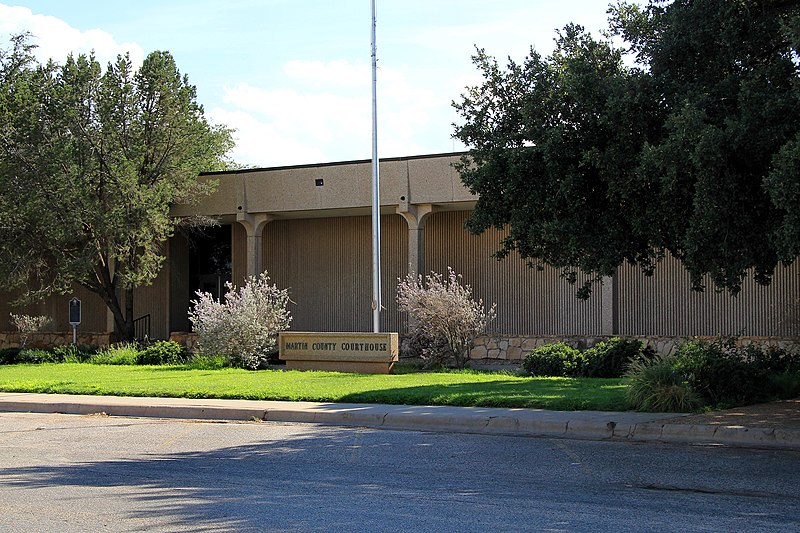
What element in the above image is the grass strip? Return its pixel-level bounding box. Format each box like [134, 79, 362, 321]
[0, 363, 629, 411]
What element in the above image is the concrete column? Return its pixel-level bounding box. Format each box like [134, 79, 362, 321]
[407, 227, 425, 279]
[600, 274, 617, 335]
[397, 204, 436, 280]
[236, 213, 272, 279]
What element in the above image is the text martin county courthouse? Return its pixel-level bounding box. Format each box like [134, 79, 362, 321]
[1, 152, 798, 360]
[285, 341, 390, 353]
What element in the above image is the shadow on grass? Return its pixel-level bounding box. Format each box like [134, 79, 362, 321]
[0, 363, 628, 410]
[339, 378, 628, 411]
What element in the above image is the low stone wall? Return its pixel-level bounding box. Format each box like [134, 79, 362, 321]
[167, 331, 800, 366]
[470, 335, 800, 363]
[0, 331, 115, 349]
[169, 332, 200, 354]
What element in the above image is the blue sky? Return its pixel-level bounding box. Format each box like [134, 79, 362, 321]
[1, 1, 620, 167]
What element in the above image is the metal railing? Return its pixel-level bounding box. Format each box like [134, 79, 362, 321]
[133, 314, 151, 342]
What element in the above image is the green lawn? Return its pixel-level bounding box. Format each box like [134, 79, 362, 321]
[0, 363, 628, 411]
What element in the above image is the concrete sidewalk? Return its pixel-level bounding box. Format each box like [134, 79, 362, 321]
[1, 392, 798, 450]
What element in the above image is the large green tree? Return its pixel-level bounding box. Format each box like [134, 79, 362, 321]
[0, 35, 234, 339]
[453, 0, 800, 297]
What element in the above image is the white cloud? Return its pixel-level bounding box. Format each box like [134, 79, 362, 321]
[0, 4, 144, 68]
[0, 4, 488, 168]
[211, 59, 443, 167]
[283, 59, 369, 89]
[209, 107, 329, 167]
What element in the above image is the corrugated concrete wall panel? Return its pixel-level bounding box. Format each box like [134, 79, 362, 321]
[133, 248, 170, 340]
[169, 234, 192, 333]
[231, 222, 247, 289]
[263, 215, 407, 333]
[617, 255, 800, 337]
[424, 211, 604, 335]
[0, 285, 107, 332]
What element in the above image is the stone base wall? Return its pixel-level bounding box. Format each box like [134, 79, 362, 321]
[169, 332, 200, 354]
[0, 331, 115, 349]
[470, 335, 800, 363]
[170, 331, 800, 366]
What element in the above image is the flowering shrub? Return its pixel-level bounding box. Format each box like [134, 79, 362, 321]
[9, 313, 52, 347]
[400, 327, 451, 367]
[397, 267, 496, 369]
[189, 272, 292, 369]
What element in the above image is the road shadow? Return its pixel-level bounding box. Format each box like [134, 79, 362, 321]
[0, 424, 533, 532]
[2, 413, 798, 532]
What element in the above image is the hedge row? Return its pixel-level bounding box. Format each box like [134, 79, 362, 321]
[0, 340, 188, 366]
[521, 338, 651, 379]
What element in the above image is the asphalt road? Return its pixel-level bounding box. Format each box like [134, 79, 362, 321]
[0, 412, 798, 532]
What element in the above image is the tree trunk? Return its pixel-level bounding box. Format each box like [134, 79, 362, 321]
[123, 287, 135, 341]
[84, 281, 134, 343]
[104, 291, 125, 334]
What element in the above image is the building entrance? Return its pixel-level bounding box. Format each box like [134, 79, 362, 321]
[188, 225, 232, 302]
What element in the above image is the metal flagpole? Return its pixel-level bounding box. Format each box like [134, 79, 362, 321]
[370, 0, 381, 332]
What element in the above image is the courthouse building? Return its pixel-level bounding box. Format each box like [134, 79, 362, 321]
[1, 152, 798, 358]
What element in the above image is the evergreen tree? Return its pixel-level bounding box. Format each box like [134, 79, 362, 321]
[0, 35, 234, 338]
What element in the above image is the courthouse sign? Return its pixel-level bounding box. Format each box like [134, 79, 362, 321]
[279, 331, 399, 374]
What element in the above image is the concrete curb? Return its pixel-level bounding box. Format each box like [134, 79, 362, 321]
[1, 393, 798, 450]
[624, 422, 800, 450]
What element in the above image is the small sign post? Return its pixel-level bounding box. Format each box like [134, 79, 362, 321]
[68, 298, 81, 345]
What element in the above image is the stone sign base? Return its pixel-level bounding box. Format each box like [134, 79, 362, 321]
[279, 332, 399, 374]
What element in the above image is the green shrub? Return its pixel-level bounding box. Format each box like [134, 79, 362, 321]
[138, 341, 187, 365]
[625, 355, 703, 412]
[522, 343, 584, 377]
[674, 339, 771, 407]
[582, 337, 652, 378]
[391, 361, 425, 374]
[0, 348, 21, 364]
[760, 346, 800, 375]
[16, 348, 59, 364]
[184, 354, 229, 370]
[52, 344, 97, 363]
[91, 342, 141, 365]
[768, 372, 800, 399]
[0, 344, 98, 364]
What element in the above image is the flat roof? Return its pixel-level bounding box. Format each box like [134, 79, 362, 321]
[200, 151, 468, 177]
